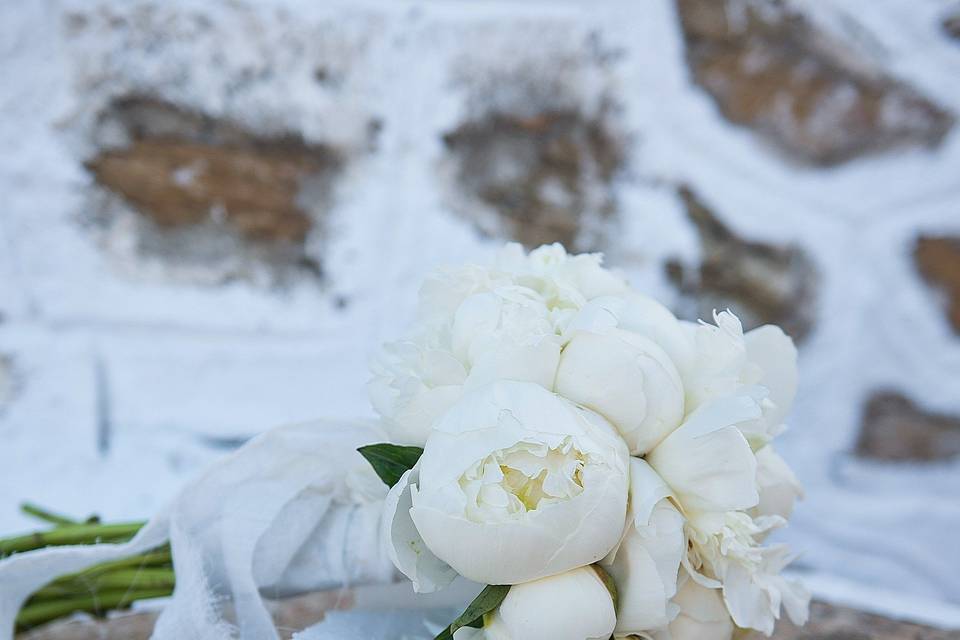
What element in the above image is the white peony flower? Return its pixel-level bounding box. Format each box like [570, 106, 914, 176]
[640, 386, 808, 634]
[667, 574, 735, 640]
[556, 328, 684, 455]
[453, 565, 617, 640]
[450, 289, 561, 392]
[561, 293, 694, 376]
[368, 340, 466, 447]
[384, 380, 630, 586]
[601, 459, 685, 636]
[495, 243, 629, 316]
[753, 445, 803, 521]
[370, 243, 625, 446]
[372, 243, 809, 638]
[683, 511, 810, 635]
[680, 312, 798, 449]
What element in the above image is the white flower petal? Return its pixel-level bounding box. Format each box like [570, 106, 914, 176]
[754, 445, 803, 521]
[603, 496, 685, 634]
[722, 562, 773, 635]
[680, 311, 747, 412]
[647, 395, 761, 513]
[613, 294, 695, 375]
[744, 325, 798, 429]
[721, 544, 810, 634]
[555, 329, 684, 455]
[491, 566, 617, 640]
[382, 467, 457, 593]
[627, 458, 674, 530]
[781, 576, 811, 627]
[464, 339, 561, 393]
[561, 294, 693, 376]
[369, 381, 463, 447]
[669, 576, 734, 640]
[451, 293, 505, 362]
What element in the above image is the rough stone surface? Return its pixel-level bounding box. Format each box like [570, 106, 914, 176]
[676, 0, 954, 165]
[914, 236, 960, 335]
[87, 96, 343, 284]
[666, 186, 818, 342]
[443, 107, 624, 251]
[764, 600, 960, 639]
[16, 599, 960, 640]
[855, 390, 960, 462]
[16, 613, 158, 640]
[4, 0, 960, 619]
[15, 588, 352, 640]
[944, 13, 960, 41]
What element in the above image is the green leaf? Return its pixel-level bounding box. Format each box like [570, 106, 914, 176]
[357, 443, 424, 487]
[434, 584, 510, 639]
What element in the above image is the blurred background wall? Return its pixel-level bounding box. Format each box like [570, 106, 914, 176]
[1, 0, 959, 610]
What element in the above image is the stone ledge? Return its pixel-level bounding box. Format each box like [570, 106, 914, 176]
[15, 598, 960, 640]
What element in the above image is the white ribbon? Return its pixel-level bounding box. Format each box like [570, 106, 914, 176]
[0, 420, 399, 640]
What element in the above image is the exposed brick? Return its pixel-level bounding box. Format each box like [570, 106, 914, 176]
[444, 103, 623, 251]
[667, 186, 818, 342]
[676, 0, 954, 165]
[944, 13, 960, 41]
[914, 235, 960, 334]
[856, 390, 960, 462]
[87, 97, 342, 284]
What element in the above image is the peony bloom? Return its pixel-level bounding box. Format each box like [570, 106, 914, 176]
[680, 311, 798, 449]
[683, 511, 810, 635]
[560, 293, 694, 376]
[453, 566, 617, 640]
[369, 288, 559, 447]
[368, 340, 467, 447]
[372, 244, 809, 638]
[448, 289, 561, 393]
[555, 328, 684, 456]
[667, 574, 735, 640]
[494, 243, 629, 318]
[601, 459, 685, 635]
[384, 380, 630, 586]
[369, 243, 626, 446]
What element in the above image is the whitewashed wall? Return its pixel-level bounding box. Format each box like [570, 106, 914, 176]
[1, 0, 959, 611]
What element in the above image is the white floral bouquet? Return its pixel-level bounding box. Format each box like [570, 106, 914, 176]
[363, 243, 809, 639]
[0, 243, 808, 640]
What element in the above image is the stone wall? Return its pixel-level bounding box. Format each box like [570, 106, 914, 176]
[1, 0, 959, 622]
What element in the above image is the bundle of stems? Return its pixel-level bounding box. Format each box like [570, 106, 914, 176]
[1, 503, 174, 632]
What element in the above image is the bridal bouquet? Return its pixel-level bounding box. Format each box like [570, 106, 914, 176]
[0, 243, 808, 640]
[362, 243, 809, 639]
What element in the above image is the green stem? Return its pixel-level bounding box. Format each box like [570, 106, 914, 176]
[15, 588, 173, 629]
[20, 503, 79, 527]
[0, 522, 146, 557]
[48, 547, 172, 583]
[30, 568, 176, 600]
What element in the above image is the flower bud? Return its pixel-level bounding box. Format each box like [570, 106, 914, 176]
[456, 566, 616, 640]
